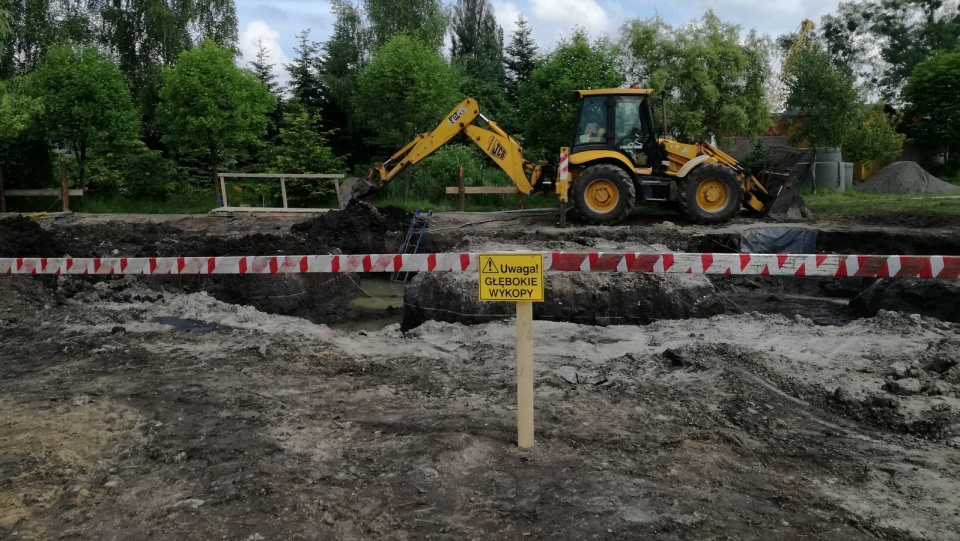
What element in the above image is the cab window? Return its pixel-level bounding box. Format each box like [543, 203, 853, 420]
[576, 97, 606, 144]
[614, 97, 650, 166]
[614, 97, 647, 143]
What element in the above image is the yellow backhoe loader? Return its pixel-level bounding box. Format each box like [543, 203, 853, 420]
[338, 88, 803, 225]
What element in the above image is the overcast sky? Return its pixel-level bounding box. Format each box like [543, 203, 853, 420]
[235, 0, 845, 86]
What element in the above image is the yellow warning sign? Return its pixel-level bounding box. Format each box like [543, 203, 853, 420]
[478, 253, 544, 302]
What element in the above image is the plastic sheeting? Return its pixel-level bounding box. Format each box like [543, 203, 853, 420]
[739, 227, 817, 254]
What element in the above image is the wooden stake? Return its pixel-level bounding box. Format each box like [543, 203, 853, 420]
[219, 175, 228, 208]
[457, 166, 465, 211]
[0, 165, 6, 214]
[280, 177, 288, 209]
[59, 159, 69, 212]
[516, 301, 534, 448]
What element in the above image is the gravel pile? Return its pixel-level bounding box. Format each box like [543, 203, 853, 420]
[855, 161, 960, 195]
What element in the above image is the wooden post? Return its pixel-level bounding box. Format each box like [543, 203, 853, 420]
[59, 159, 69, 212]
[219, 175, 228, 208]
[0, 165, 6, 214]
[457, 166, 465, 211]
[517, 192, 524, 210]
[516, 301, 534, 448]
[280, 177, 288, 209]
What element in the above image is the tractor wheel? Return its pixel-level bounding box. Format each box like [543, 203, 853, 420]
[572, 164, 636, 225]
[678, 164, 744, 224]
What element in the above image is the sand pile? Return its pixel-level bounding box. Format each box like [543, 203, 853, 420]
[855, 161, 960, 195]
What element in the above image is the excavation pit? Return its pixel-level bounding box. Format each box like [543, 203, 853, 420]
[3, 208, 960, 540]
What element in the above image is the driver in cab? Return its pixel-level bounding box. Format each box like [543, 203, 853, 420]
[580, 122, 604, 143]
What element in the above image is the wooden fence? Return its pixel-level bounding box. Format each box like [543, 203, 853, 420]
[215, 173, 346, 214]
[0, 160, 81, 213]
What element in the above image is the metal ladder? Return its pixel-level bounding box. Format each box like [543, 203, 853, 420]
[392, 209, 432, 283]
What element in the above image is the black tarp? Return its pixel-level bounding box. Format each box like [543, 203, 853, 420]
[739, 227, 817, 254]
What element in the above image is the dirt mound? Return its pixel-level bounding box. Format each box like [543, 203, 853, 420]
[850, 278, 960, 322]
[855, 161, 960, 195]
[402, 272, 724, 329]
[292, 200, 409, 254]
[62, 221, 202, 257]
[0, 215, 66, 258]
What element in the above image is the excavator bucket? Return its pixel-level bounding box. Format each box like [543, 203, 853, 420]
[336, 176, 380, 209]
[755, 146, 807, 221]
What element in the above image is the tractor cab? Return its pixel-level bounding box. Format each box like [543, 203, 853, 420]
[571, 88, 660, 169]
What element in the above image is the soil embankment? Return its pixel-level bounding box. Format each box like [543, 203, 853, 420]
[2, 207, 960, 539]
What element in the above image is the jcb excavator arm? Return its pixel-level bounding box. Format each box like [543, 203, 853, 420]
[337, 98, 544, 208]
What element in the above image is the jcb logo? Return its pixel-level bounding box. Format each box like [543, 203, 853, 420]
[447, 107, 467, 124]
[487, 138, 507, 160]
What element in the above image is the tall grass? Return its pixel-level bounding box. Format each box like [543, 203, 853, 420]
[72, 191, 216, 214]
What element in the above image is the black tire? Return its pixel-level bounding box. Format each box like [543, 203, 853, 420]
[572, 164, 636, 225]
[677, 164, 744, 224]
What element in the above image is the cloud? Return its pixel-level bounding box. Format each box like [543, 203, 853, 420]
[233, 1, 847, 65]
[490, 0, 613, 52]
[682, 0, 839, 37]
[238, 20, 292, 89]
[530, 0, 609, 42]
[491, 1, 523, 38]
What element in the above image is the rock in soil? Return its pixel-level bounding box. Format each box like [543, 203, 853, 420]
[885, 377, 923, 396]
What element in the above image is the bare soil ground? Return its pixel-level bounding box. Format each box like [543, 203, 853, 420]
[2, 207, 960, 540]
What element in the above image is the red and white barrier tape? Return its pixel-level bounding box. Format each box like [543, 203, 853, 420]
[2, 253, 959, 278]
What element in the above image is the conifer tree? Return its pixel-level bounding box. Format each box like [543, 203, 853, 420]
[504, 14, 538, 105]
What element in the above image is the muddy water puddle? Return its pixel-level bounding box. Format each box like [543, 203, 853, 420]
[720, 292, 853, 326]
[330, 278, 405, 332]
[152, 316, 222, 333]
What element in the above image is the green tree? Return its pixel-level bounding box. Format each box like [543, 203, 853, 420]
[321, 0, 369, 161]
[843, 104, 906, 164]
[449, 0, 510, 130]
[450, 0, 504, 81]
[0, 77, 47, 194]
[363, 0, 446, 52]
[268, 106, 346, 203]
[354, 33, 458, 150]
[250, 39, 278, 93]
[248, 39, 284, 148]
[157, 41, 275, 196]
[519, 30, 622, 157]
[92, 0, 238, 69]
[903, 49, 960, 161]
[821, 0, 960, 101]
[504, 14, 538, 105]
[6, 0, 56, 74]
[821, 2, 880, 86]
[323, 0, 368, 100]
[0, 78, 40, 140]
[89, 0, 239, 140]
[784, 45, 862, 150]
[285, 30, 326, 115]
[29, 44, 139, 188]
[619, 11, 771, 142]
[0, 3, 11, 40]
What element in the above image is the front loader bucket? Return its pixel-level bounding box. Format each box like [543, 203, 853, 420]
[755, 146, 808, 221]
[761, 173, 807, 221]
[336, 176, 380, 209]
